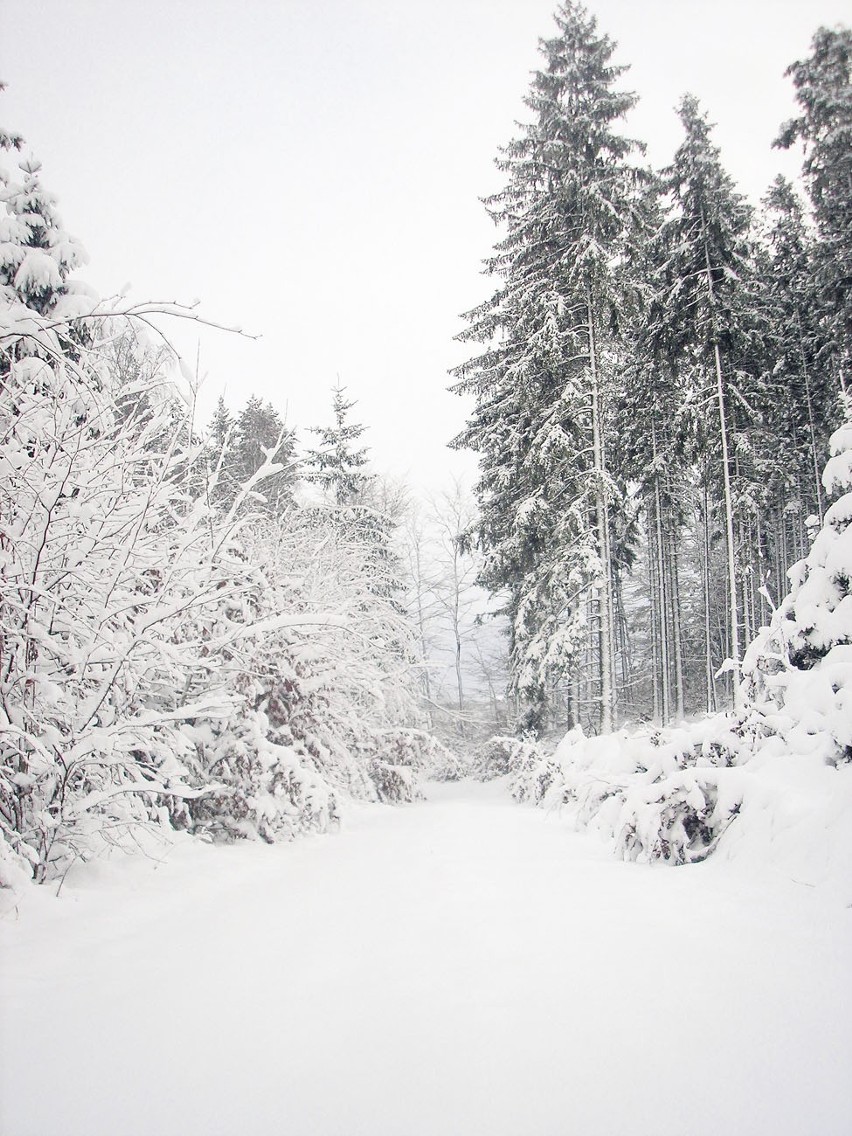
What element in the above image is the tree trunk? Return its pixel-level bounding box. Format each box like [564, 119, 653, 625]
[648, 507, 661, 724]
[668, 519, 685, 720]
[588, 292, 614, 732]
[653, 472, 670, 723]
[796, 308, 825, 523]
[702, 474, 716, 714]
[703, 221, 741, 711]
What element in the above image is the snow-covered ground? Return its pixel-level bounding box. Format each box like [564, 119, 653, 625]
[1, 778, 850, 1136]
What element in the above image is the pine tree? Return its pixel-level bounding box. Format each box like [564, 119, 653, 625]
[0, 102, 91, 373]
[209, 394, 295, 515]
[614, 180, 695, 721]
[305, 384, 404, 607]
[304, 383, 372, 506]
[0, 157, 87, 318]
[743, 397, 852, 764]
[452, 1, 644, 734]
[653, 94, 762, 710]
[776, 25, 852, 395]
[758, 178, 838, 559]
[209, 393, 233, 450]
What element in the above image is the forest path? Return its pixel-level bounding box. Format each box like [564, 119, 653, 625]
[1, 778, 850, 1136]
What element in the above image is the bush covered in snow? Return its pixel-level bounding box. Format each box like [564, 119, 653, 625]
[361, 728, 466, 783]
[510, 722, 744, 865]
[471, 735, 535, 781]
[183, 716, 339, 844]
[505, 737, 562, 805]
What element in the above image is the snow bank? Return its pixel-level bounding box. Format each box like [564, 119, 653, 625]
[508, 720, 743, 864]
[507, 720, 852, 902]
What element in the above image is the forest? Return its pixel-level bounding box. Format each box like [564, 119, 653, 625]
[0, 2, 850, 890]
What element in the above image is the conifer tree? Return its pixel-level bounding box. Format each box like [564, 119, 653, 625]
[0, 108, 92, 374]
[209, 393, 233, 451]
[776, 25, 852, 395]
[208, 394, 295, 515]
[0, 157, 87, 318]
[452, 1, 643, 733]
[305, 383, 372, 506]
[305, 384, 403, 606]
[613, 180, 695, 721]
[758, 178, 838, 548]
[653, 94, 761, 709]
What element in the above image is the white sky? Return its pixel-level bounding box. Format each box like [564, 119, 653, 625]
[2, 0, 849, 492]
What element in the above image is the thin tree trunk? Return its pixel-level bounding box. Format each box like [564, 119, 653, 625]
[702, 474, 716, 714]
[739, 517, 752, 647]
[795, 308, 825, 523]
[451, 548, 465, 733]
[613, 565, 631, 713]
[588, 292, 614, 732]
[410, 539, 434, 728]
[653, 474, 670, 723]
[702, 219, 741, 711]
[669, 521, 685, 720]
[648, 506, 661, 724]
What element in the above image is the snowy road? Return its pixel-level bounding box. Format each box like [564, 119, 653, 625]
[1, 779, 850, 1136]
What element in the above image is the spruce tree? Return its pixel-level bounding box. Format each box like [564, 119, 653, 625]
[0, 106, 91, 375]
[776, 25, 852, 395]
[615, 181, 694, 722]
[0, 155, 87, 318]
[759, 178, 838, 541]
[304, 383, 372, 507]
[305, 384, 403, 607]
[209, 394, 295, 515]
[653, 94, 761, 709]
[452, 1, 643, 734]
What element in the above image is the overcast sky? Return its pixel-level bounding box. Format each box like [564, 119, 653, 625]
[2, 0, 849, 491]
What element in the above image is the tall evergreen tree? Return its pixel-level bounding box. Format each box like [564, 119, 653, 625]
[758, 178, 838, 544]
[776, 25, 852, 395]
[652, 94, 762, 709]
[209, 393, 233, 450]
[614, 180, 696, 721]
[452, 1, 643, 734]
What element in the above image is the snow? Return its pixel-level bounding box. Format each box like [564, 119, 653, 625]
[2, 778, 850, 1136]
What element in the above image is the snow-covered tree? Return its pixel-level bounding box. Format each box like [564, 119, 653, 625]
[744, 399, 852, 762]
[305, 384, 405, 606]
[612, 179, 695, 722]
[208, 393, 296, 516]
[0, 148, 87, 321]
[400, 482, 507, 738]
[0, 113, 440, 889]
[652, 94, 763, 709]
[0, 315, 241, 881]
[759, 178, 834, 525]
[305, 383, 372, 507]
[452, 0, 644, 734]
[776, 25, 852, 395]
